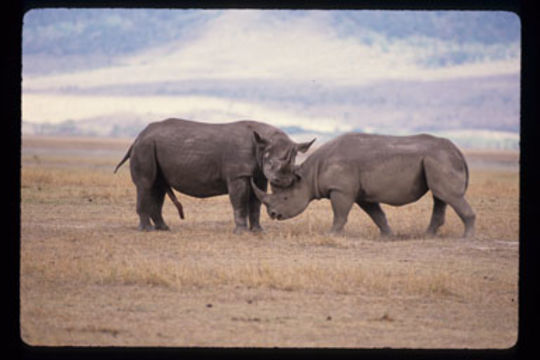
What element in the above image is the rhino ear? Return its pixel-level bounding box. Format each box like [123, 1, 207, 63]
[253, 131, 269, 148]
[296, 138, 316, 153]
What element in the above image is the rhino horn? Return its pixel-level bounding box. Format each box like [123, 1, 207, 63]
[285, 147, 294, 163]
[296, 138, 316, 153]
[250, 178, 269, 205]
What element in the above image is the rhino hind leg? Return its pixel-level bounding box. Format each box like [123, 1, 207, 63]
[426, 196, 447, 236]
[149, 185, 170, 231]
[136, 184, 170, 231]
[130, 139, 171, 231]
[356, 200, 393, 237]
[423, 157, 475, 238]
[445, 197, 475, 238]
[136, 186, 154, 231]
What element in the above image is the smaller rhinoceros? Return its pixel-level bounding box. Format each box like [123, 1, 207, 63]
[251, 132, 476, 238]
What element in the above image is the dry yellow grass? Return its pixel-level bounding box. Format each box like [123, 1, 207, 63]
[20, 136, 519, 348]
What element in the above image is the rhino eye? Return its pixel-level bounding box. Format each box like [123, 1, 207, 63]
[283, 196, 288, 201]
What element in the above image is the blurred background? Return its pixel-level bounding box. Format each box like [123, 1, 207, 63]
[22, 9, 520, 149]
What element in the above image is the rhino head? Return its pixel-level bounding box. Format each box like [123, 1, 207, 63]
[250, 177, 312, 221]
[253, 131, 315, 188]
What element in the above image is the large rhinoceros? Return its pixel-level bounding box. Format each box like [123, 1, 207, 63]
[251, 132, 476, 238]
[114, 118, 315, 233]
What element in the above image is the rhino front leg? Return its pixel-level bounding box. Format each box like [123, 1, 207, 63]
[329, 191, 355, 235]
[227, 177, 250, 234]
[248, 177, 267, 233]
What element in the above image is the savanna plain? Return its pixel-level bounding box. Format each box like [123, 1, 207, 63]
[20, 136, 519, 348]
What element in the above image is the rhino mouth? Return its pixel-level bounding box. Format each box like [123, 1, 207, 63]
[269, 210, 283, 220]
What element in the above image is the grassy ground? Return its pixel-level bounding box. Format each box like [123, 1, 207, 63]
[20, 136, 519, 348]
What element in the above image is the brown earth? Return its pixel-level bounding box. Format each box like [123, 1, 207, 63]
[20, 136, 519, 348]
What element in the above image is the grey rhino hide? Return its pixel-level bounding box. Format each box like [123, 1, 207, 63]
[251, 132, 475, 238]
[114, 118, 315, 233]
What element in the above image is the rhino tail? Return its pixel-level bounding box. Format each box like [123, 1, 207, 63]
[114, 144, 133, 174]
[165, 185, 185, 220]
[450, 145, 470, 194]
[459, 148, 470, 193]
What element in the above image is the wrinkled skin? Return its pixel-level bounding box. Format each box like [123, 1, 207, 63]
[252, 132, 476, 238]
[115, 118, 315, 233]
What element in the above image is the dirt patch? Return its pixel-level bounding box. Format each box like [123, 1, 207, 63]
[20, 136, 519, 348]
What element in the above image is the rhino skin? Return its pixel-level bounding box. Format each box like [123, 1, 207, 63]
[114, 118, 315, 233]
[251, 132, 476, 238]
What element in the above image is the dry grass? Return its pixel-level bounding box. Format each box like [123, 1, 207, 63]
[23, 241, 488, 299]
[20, 137, 519, 348]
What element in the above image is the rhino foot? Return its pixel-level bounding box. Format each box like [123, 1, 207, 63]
[137, 222, 170, 231]
[462, 228, 475, 239]
[250, 225, 264, 234]
[233, 226, 249, 235]
[379, 234, 397, 242]
[138, 224, 154, 232]
[424, 229, 438, 238]
[154, 223, 170, 231]
[328, 229, 346, 237]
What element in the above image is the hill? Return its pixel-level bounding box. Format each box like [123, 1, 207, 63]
[23, 10, 520, 75]
[22, 72, 520, 149]
[21, 10, 520, 150]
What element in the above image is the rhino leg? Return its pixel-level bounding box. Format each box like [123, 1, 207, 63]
[423, 157, 475, 238]
[356, 200, 393, 237]
[248, 176, 267, 233]
[130, 138, 169, 231]
[136, 186, 154, 231]
[329, 191, 355, 235]
[426, 196, 447, 236]
[149, 185, 170, 231]
[131, 143, 156, 231]
[136, 185, 170, 231]
[131, 145, 170, 231]
[227, 177, 250, 234]
[445, 197, 475, 238]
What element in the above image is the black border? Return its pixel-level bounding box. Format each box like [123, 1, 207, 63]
[19, 0, 522, 11]
[9, 0, 538, 359]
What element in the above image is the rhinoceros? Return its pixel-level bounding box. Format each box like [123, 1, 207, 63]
[251, 132, 476, 238]
[114, 118, 315, 233]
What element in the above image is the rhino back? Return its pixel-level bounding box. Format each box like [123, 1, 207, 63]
[311, 133, 466, 205]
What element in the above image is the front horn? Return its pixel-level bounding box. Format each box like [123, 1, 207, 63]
[250, 178, 269, 205]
